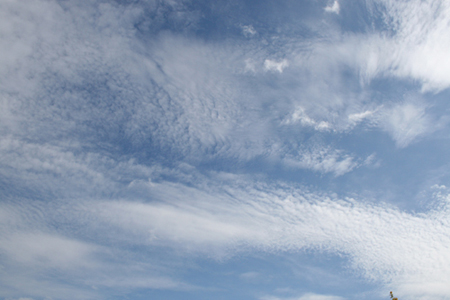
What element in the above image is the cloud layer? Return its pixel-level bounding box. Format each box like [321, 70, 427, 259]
[2, 152, 450, 299]
[2, 0, 450, 299]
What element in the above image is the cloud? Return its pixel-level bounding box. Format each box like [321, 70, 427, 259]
[379, 102, 431, 148]
[242, 25, 257, 37]
[324, 1, 340, 14]
[299, 293, 344, 300]
[0, 200, 196, 299]
[283, 107, 332, 131]
[284, 147, 359, 176]
[101, 179, 450, 299]
[376, 0, 450, 92]
[343, 0, 450, 92]
[348, 110, 376, 126]
[260, 293, 344, 300]
[2, 0, 449, 159]
[0, 0, 279, 162]
[3, 0, 440, 163]
[0, 233, 98, 269]
[1, 144, 450, 299]
[0, 230, 103, 299]
[264, 59, 289, 73]
[2, 0, 450, 299]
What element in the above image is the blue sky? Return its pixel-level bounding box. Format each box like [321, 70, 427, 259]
[2, 0, 450, 299]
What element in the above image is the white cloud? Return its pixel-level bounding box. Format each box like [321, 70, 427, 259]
[324, 1, 340, 14]
[96, 199, 267, 253]
[259, 293, 345, 300]
[379, 102, 430, 148]
[2, 0, 450, 299]
[344, 0, 450, 92]
[283, 107, 332, 131]
[4, 0, 437, 165]
[264, 59, 289, 73]
[0, 201, 196, 299]
[1, 154, 450, 299]
[95, 179, 450, 299]
[242, 25, 257, 37]
[1, 0, 448, 162]
[0, 233, 98, 269]
[284, 147, 359, 176]
[348, 110, 376, 125]
[377, 0, 450, 92]
[0, 0, 288, 163]
[299, 293, 344, 300]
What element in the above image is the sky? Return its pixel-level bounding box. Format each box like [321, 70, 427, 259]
[1, 0, 450, 299]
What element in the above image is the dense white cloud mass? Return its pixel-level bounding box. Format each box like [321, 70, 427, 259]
[2, 0, 450, 299]
[348, 0, 450, 92]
